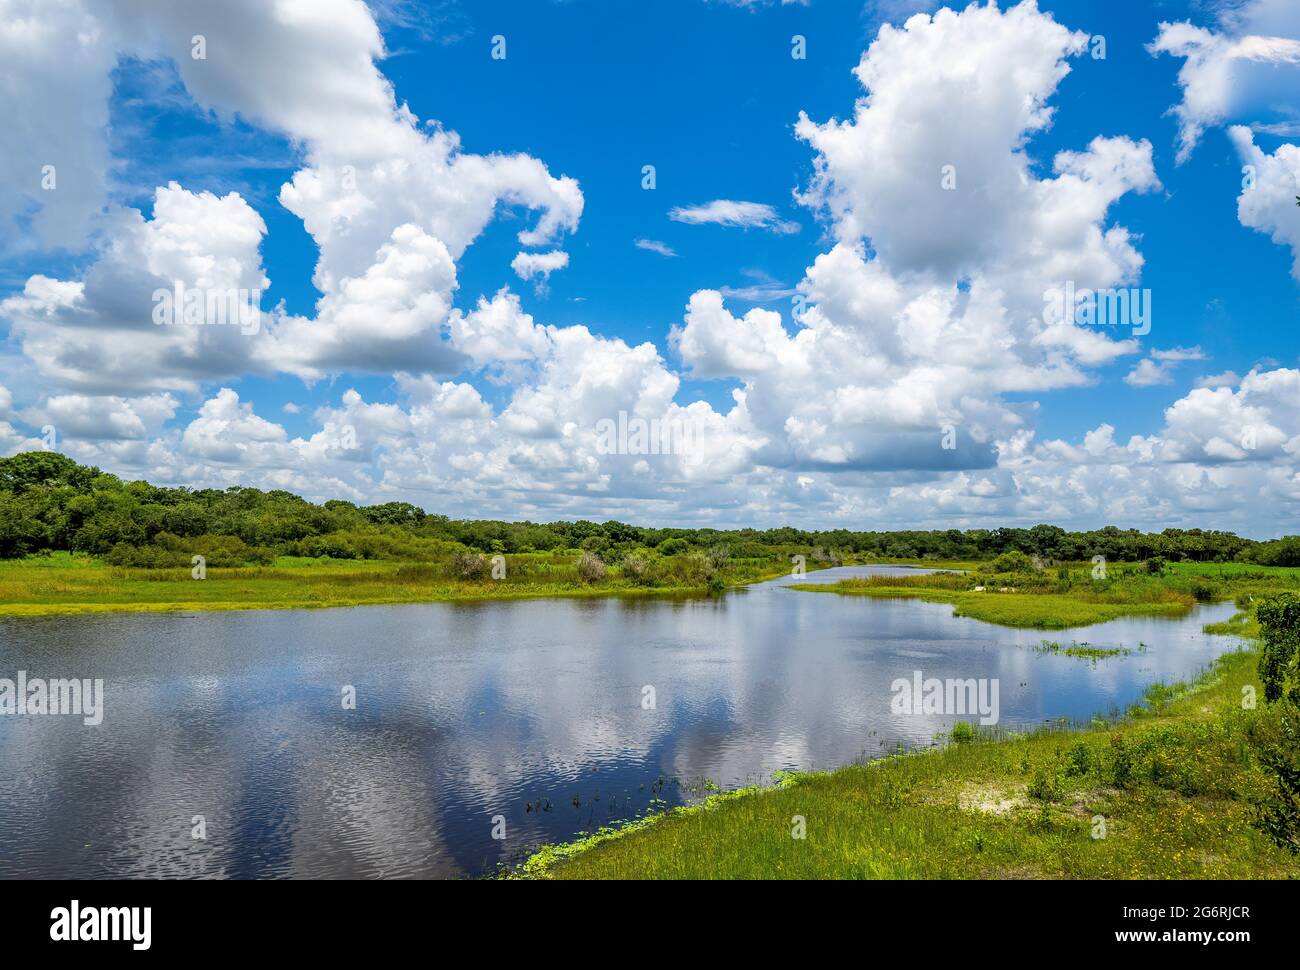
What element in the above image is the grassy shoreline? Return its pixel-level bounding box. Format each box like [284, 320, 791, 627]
[516, 564, 1300, 879]
[790, 559, 1300, 628]
[789, 583, 1190, 628]
[0, 552, 985, 618]
[0, 552, 841, 617]
[517, 637, 1298, 879]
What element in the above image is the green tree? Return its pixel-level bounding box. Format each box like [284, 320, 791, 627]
[0, 494, 43, 557]
[657, 537, 689, 556]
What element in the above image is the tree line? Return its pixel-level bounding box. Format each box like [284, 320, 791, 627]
[0, 450, 1295, 566]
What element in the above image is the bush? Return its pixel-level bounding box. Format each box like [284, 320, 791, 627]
[105, 542, 185, 568]
[1066, 741, 1094, 777]
[451, 551, 488, 580]
[1145, 555, 1167, 575]
[1249, 593, 1300, 853]
[950, 722, 976, 743]
[672, 552, 715, 587]
[293, 534, 359, 560]
[1258, 594, 1300, 704]
[1028, 765, 1063, 801]
[620, 551, 658, 586]
[1109, 735, 1134, 788]
[986, 550, 1036, 574]
[576, 551, 606, 584]
[810, 546, 840, 565]
[1250, 701, 1300, 854]
[103, 532, 273, 568]
[656, 537, 689, 556]
[202, 535, 274, 566]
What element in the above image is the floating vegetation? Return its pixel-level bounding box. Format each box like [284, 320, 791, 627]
[1034, 639, 1146, 661]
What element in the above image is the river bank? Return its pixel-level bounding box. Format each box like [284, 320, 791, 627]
[515, 563, 1300, 879]
[0, 552, 853, 617]
[1, 559, 1290, 878]
[517, 638, 1298, 879]
[791, 560, 1298, 627]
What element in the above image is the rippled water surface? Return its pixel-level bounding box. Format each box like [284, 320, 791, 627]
[0, 566, 1242, 878]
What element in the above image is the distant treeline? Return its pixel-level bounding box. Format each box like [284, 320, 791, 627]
[1, 450, 1296, 566]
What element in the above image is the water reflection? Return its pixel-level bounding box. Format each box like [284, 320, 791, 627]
[0, 566, 1243, 878]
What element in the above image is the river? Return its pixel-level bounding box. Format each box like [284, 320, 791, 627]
[0, 565, 1242, 877]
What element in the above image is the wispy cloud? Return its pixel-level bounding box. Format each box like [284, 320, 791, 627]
[710, 0, 810, 8]
[668, 199, 800, 234]
[719, 269, 796, 302]
[1126, 347, 1206, 386]
[1195, 371, 1241, 389]
[634, 238, 677, 257]
[1150, 346, 1206, 363]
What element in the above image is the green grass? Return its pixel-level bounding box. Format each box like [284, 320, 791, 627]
[1204, 611, 1260, 638]
[518, 643, 1299, 880]
[9, 554, 1290, 619]
[0, 552, 828, 616]
[790, 583, 1190, 628]
[790, 560, 1300, 630]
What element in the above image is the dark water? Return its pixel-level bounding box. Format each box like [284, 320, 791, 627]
[0, 565, 1243, 878]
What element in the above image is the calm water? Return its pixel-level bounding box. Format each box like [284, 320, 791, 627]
[0, 565, 1242, 878]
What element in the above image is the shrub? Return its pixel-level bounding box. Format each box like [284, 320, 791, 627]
[1109, 735, 1134, 788]
[195, 534, 274, 567]
[656, 537, 689, 556]
[1028, 766, 1063, 801]
[576, 551, 606, 584]
[104, 532, 273, 568]
[451, 551, 488, 580]
[620, 551, 657, 586]
[705, 544, 731, 570]
[1145, 555, 1167, 575]
[950, 722, 976, 743]
[986, 550, 1036, 574]
[1250, 701, 1300, 854]
[1066, 741, 1093, 777]
[105, 542, 184, 568]
[676, 552, 715, 587]
[294, 534, 359, 560]
[1258, 594, 1300, 704]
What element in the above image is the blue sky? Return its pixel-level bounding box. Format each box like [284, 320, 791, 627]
[102, 0, 1299, 432]
[1, 0, 1298, 534]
